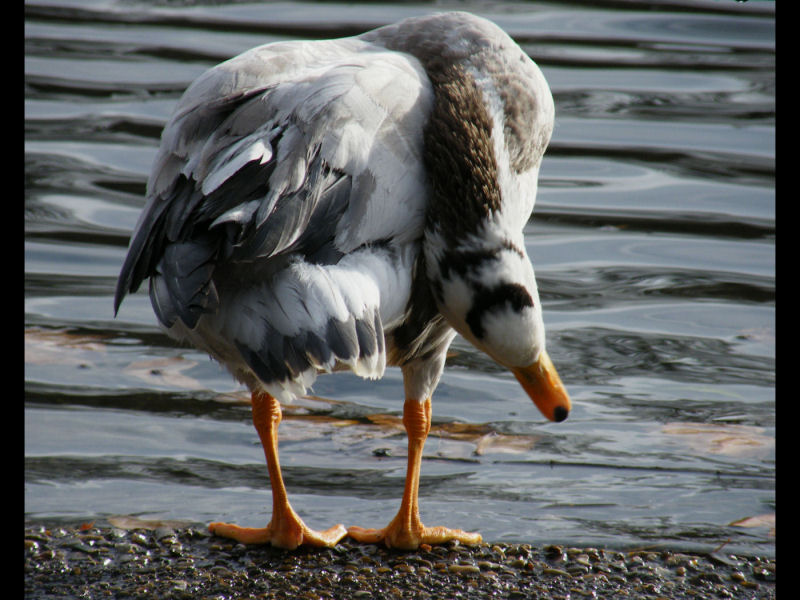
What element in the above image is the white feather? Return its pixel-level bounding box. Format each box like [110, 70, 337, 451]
[119, 12, 557, 405]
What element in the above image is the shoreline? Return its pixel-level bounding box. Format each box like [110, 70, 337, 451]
[25, 521, 775, 599]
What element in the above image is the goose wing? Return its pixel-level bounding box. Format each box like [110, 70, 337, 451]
[114, 37, 434, 329]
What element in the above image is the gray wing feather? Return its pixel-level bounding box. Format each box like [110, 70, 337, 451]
[115, 37, 433, 398]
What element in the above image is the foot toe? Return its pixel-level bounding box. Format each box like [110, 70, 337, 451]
[208, 522, 273, 545]
[347, 526, 385, 544]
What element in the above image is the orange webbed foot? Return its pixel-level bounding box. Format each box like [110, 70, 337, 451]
[218, 391, 348, 549]
[347, 397, 483, 550]
[209, 516, 347, 550]
[348, 519, 481, 550]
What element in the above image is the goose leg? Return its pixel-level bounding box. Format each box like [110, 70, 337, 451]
[209, 390, 347, 549]
[348, 397, 482, 550]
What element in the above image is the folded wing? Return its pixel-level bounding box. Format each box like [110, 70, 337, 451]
[114, 37, 434, 394]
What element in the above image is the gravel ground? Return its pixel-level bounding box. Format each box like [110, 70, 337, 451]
[25, 521, 775, 599]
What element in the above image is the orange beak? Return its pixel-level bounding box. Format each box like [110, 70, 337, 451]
[510, 350, 571, 422]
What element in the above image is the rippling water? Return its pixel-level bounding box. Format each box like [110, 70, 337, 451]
[25, 0, 774, 557]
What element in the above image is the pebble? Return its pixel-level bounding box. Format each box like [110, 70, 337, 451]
[574, 553, 592, 567]
[24, 522, 776, 600]
[447, 563, 481, 575]
[129, 532, 149, 547]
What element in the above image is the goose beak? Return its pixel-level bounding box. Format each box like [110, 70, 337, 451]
[510, 350, 571, 422]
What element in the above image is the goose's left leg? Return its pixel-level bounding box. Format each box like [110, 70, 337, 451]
[348, 397, 482, 550]
[209, 390, 347, 549]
